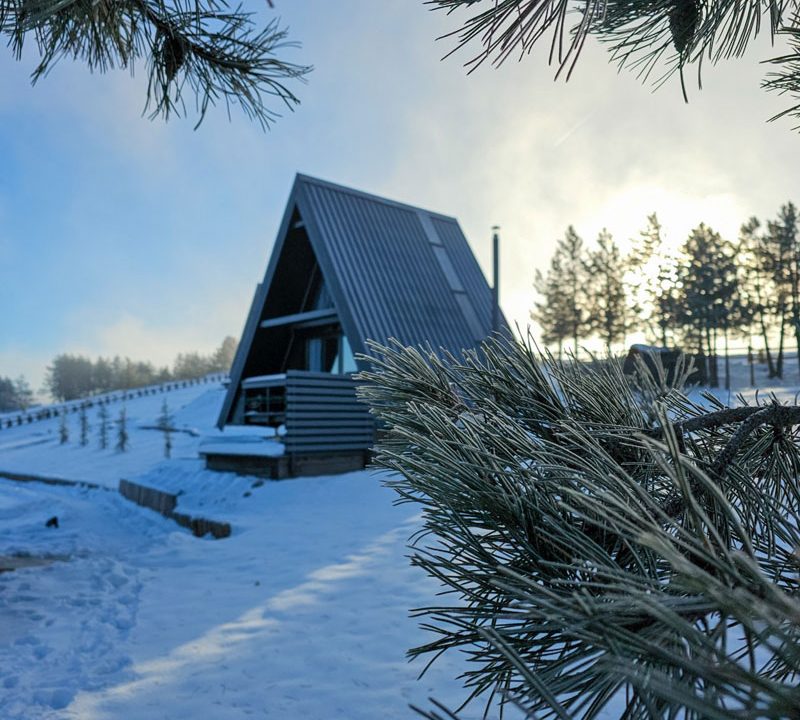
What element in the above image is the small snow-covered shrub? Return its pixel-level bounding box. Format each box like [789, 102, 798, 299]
[115, 407, 129, 453]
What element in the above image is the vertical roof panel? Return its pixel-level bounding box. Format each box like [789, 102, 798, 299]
[297, 174, 502, 352]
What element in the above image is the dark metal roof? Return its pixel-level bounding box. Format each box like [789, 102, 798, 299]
[218, 174, 507, 427]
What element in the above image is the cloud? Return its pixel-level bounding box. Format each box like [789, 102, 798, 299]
[2, 1, 799, 386]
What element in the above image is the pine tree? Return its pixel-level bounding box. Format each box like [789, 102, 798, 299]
[534, 225, 589, 356]
[12, 376, 33, 410]
[627, 213, 680, 347]
[675, 224, 738, 387]
[359, 337, 800, 719]
[79, 404, 89, 446]
[0, 375, 33, 412]
[738, 217, 777, 378]
[98, 404, 110, 450]
[762, 213, 791, 379]
[58, 410, 69, 444]
[586, 229, 630, 350]
[764, 202, 800, 378]
[115, 407, 129, 453]
[532, 258, 572, 358]
[158, 399, 174, 459]
[211, 336, 238, 373]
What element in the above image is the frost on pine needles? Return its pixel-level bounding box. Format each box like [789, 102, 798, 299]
[358, 336, 800, 719]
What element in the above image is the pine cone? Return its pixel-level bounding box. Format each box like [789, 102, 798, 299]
[162, 34, 186, 83]
[669, 0, 699, 57]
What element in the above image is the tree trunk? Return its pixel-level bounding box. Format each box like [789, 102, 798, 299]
[711, 325, 719, 388]
[724, 328, 730, 391]
[777, 309, 786, 379]
[705, 322, 717, 387]
[792, 252, 800, 378]
[794, 315, 800, 379]
[759, 313, 775, 378]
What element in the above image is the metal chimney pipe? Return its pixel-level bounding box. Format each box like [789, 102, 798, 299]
[491, 226, 500, 334]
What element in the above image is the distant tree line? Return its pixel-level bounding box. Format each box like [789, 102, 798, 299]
[43, 336, 238, 402]
[0, 376, 33, 413]
[533, 202, 799, 387]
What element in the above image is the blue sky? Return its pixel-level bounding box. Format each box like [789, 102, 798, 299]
[1, 1, 799, 392]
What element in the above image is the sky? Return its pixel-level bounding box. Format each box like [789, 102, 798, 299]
[1, 1, 799, 393]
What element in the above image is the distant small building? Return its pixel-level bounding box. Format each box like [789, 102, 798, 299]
[208, 174, 506, 477]
[623, 344, 706, 385]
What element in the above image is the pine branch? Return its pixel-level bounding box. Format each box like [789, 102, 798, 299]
[764, 14, 800, 128]
[0, 0, 311, 129]
[427, 0, 800, 130]
[359, 336, 800, 718]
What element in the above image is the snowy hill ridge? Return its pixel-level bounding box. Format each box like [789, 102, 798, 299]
[0, 373, 228, 430]
[0, 382, 228, 489]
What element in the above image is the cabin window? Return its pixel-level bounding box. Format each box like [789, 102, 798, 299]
[305, 333, 339, 372]
[331, 335, 358, 374]
[305, 332, 356, 373]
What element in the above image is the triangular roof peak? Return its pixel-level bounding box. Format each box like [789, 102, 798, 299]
[292, 173, 460, 223]
[218, 174, 507, 427]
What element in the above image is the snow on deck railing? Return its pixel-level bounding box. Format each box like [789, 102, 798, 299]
[0, 373, 229, 430]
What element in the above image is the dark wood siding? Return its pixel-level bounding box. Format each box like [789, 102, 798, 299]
[242, 371, 374, 454]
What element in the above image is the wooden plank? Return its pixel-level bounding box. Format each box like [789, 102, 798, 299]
[119, 479, 233, 539]
[283, 427, 373, 444]
[287, 420, 374, 430]
[119, 479, 177, 515]
[286, 398, 365, 408]
[285, 376, 359, 388]
[288, 451, 367, 476]
[287, 411, 367, 420]
[171, 512, 232, 540]
[244, 412, 285, 423]
[287, 384, 358, 394]
[286, 370, 355, 381]
[204, 453, 290, 480]
[285, 442, 372, 453]
[286, 408, 370, 418]
[286, 434, 372, 444]
[286, 419, 369, 427]
[241, 374, 288, 389]
[260, 308, 337, 329]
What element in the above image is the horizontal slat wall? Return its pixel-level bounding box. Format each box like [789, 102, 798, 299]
[283, 371, 374, 454]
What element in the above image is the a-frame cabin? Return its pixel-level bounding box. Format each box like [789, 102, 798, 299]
[210, 174, 505, 477]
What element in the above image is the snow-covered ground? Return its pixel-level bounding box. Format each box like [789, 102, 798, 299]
[2, 357, 799, 719]
[686, 352, 800, 407]
[0, 384, 230, 488]
[0, 381, 511, 719]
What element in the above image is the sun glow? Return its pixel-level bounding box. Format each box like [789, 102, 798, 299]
[583, 184, 745, 253]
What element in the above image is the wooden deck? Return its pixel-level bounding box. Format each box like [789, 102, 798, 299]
[203, 449, 369, 479]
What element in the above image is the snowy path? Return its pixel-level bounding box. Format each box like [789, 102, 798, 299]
[0, 482, 159, 717]
[0, 474, 498, 720]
